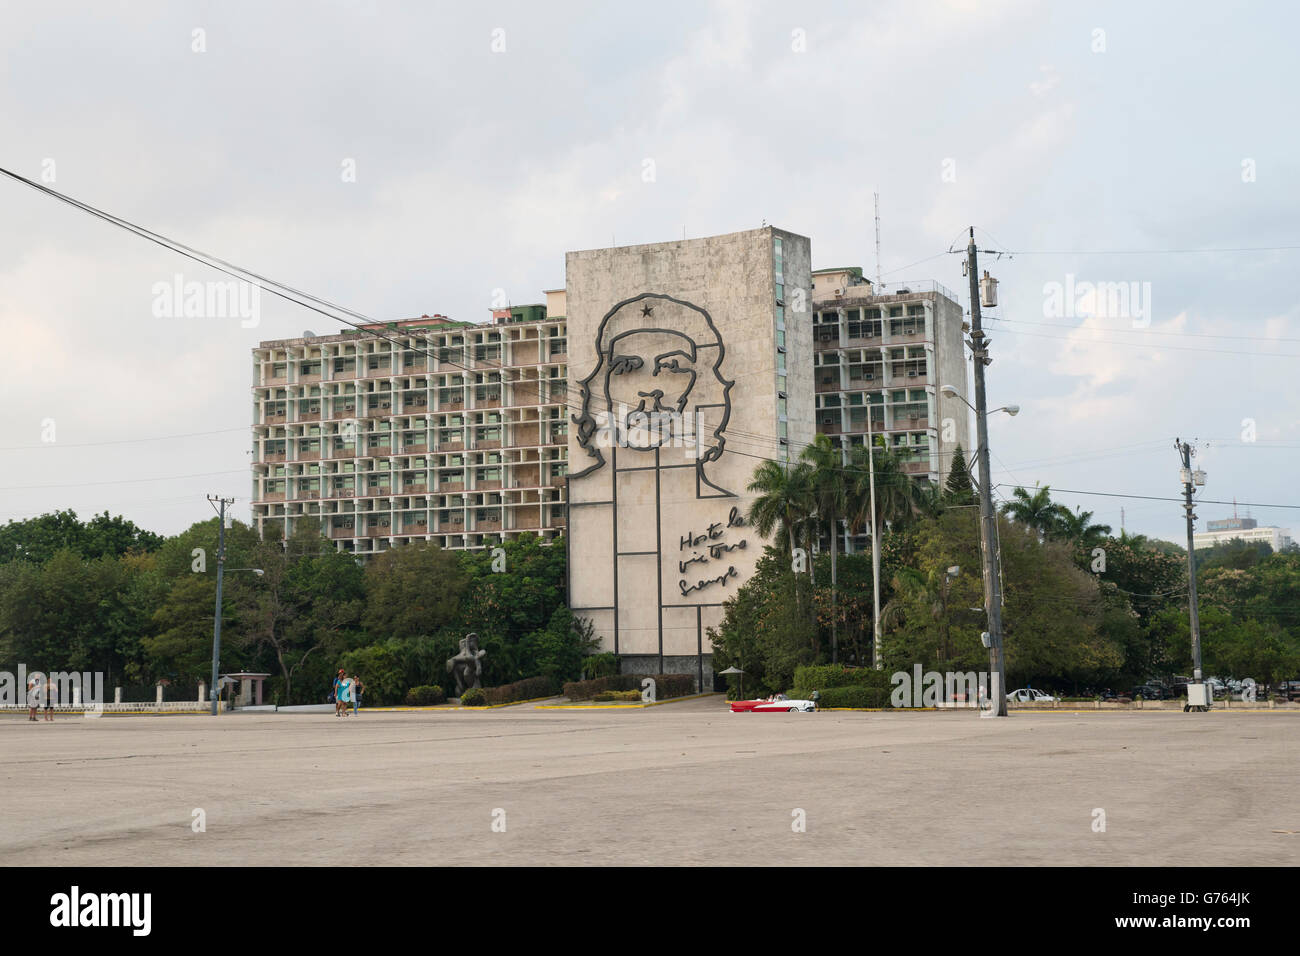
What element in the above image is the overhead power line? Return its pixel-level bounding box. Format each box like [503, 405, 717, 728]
[7, 166, 1293, 513]
[0, 426, 248, 451]
[997, 484, 1300, 511]
[0, 469, 247, 492]
[989, 316, 1300, 345]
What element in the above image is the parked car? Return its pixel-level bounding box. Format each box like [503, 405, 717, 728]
[1276, 680, 1300, 702]
[1131, 683, 1171, 700]
[1007, 688, 1058, 703]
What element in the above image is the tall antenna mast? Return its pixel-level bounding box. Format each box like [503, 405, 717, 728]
[873, 190, 883, 287]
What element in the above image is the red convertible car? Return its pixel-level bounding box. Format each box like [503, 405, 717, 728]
[730, 696, 816, 713]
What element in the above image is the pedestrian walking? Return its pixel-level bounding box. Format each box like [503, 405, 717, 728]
[26, 676, 39, 722]
[44, 675, 55, 721]
[337, 675, 353, 716]
[351, 674, 364, 715]
[335, 671, 351, 723]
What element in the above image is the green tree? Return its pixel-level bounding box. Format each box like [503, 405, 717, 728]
[0, 510, 162, 564]
[363, 542, 469, 640]
[1054, 506, 1112, 550]
[746, 459, 814, 560]
[942, 443, 976, 505]
[801, 434, 848, 658]
[457, 533, 567, 639]
[710, 549, 818, 696]
[144, 574, 226, 685]
[1000, 485, 1062, 539]
[233, 521, 367, 704]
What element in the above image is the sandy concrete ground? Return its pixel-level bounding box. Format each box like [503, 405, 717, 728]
[2, 699, 1296, 865]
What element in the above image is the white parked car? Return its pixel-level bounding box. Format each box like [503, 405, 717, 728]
[1007, 687, 1058, 703]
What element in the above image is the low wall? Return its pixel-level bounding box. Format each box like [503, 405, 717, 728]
[1, 701, 218, 715]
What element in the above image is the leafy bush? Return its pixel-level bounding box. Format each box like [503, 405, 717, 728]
[337, 641, 408, 705]
[650, 674, 696, 700]
[593, 689, 641, 702]
[562, 675, 635, 699]
[817, 685, 892, 709]
[483, 675, 556, 706]
[581, 652, 620, 679]
[459, 687, 487, 706]
[562, 673, 696, 701]
[793, 665, 891, 700]
[404, 685, 446, 706]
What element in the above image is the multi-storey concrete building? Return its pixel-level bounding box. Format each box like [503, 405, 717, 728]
[249, 249, 973, 584]
[564, 226, 815, 685]
[250, 303, 570, 555]
[810, 268, 970, 491]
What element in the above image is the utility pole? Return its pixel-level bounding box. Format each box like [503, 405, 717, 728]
[966, 228, 1007, 716]
[208, 495, 233, 716]
[867, 408, 882, 669]
[1176, 438, 1208, 709]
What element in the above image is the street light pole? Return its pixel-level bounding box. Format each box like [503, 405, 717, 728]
[208, 495, 233, 716]
[867, 404, 882, 669]
[965, 228, 1007, 717]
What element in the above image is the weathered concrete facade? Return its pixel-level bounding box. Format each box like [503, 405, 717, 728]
[565, 227, 813, 688]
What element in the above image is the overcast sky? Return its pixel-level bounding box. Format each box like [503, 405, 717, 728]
[2, 0, 1297, 543]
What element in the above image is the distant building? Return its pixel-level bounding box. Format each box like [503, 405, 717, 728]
[1194, 516, 1293, 552]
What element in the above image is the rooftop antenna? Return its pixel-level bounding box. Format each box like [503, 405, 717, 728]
[874, 191, 883, 288]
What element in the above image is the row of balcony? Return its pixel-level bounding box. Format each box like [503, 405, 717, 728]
[815, 367, 929, 391]
[818, 416, 931, 435]
[258, 436, 566, 462]
[261, 353, 569, 386]
[258, 475, 567, 501]
[813, 329, 927, 351]
[323, 515, 564, 539]
[259, 396, 567, 423]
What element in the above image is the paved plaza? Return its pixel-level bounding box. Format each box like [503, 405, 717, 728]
[2, 699, 1295, 865]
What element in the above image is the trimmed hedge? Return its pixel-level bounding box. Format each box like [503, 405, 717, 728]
[404, 685, 446, 706]
[817, 685, 892, 709]
[460, 687, 487, 706]
[593, 689, 642, 702]
[483, 676, 557, 706]
[562, 673, 696, 701]
[792, 665, 891, 701]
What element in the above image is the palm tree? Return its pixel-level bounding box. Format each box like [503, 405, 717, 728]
[1000, 484, 1060, 538]
[1054, 506, 1112, 550]
[801, 434, 848, 661]
[747, 458, 815, 562]
[844, 439, 931, 541]
[913, 481, 945, 521]
[880, 566, 960, 663]
[1116, 528, 1150, 550]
